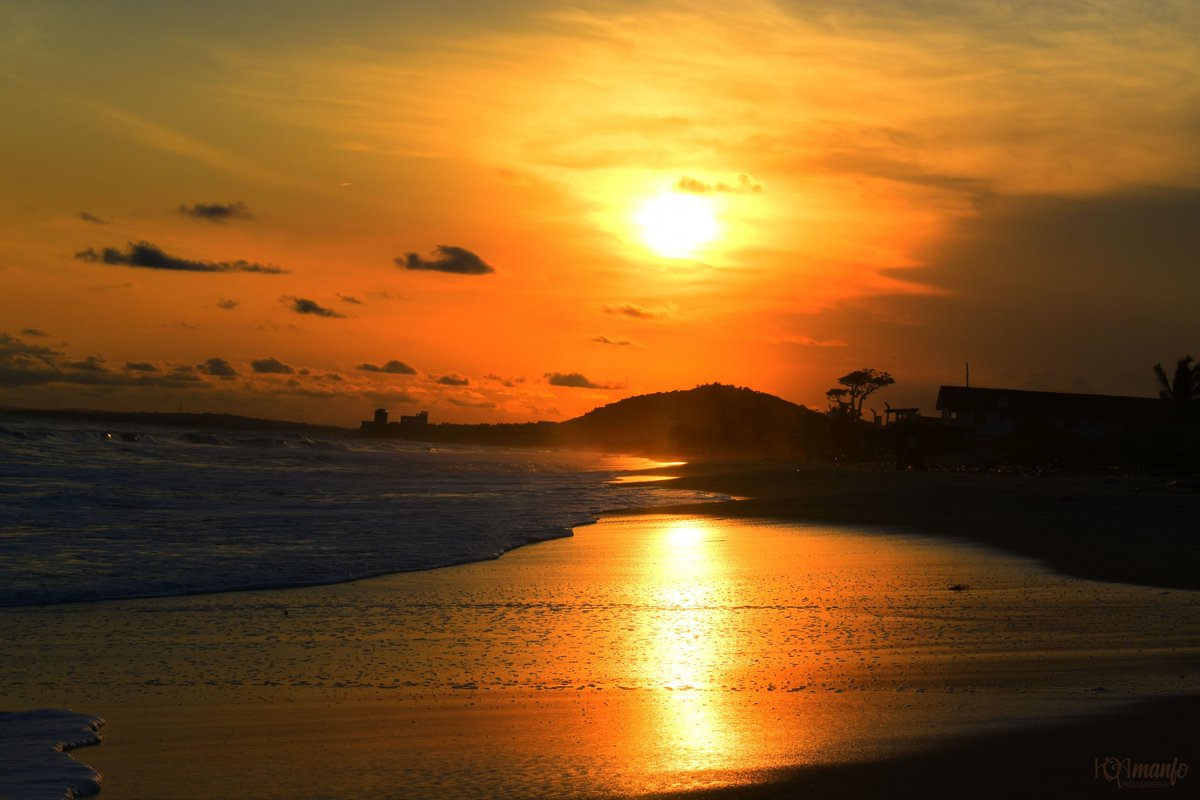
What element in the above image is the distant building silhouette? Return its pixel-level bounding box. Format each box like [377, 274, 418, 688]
[936, 386, 1159, 439]
[359, 408, 429, 437]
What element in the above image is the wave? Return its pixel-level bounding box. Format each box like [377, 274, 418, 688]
[0, 709, 104, 800]
[0, 418, 720, 607]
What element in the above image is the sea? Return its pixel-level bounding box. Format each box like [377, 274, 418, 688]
[0, 413, 719, 799]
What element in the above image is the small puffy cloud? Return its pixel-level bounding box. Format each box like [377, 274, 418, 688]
[546, 371, 604, 389]
[216, 297, 239, 310]
[284, 297, 346, 318]
[435, 374, 469, 386]
[20, 328, 48, 337]
[76, 241, 286, 274]
[357, 360, 417, 375]
[396, 245, 495, 275]
[79, 212, 109, 224]
[178, 201, 253, 222]
[251, 357, 294, 374]
[337, 294, 363, 305]
[124, 362, 158, 372]
[676, 173, 762, 195]
[199, 357, 238, 378]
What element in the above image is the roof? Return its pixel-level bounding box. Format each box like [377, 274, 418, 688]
[935, 386, 1161, 421]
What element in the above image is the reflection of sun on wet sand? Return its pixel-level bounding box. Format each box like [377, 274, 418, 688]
[1, 502, 1197, 798]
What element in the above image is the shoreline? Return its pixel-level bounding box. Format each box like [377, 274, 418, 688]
[3, 462, 1198, 799]
[644, 694, 1200, 799]
[623, 460, 1200, 591]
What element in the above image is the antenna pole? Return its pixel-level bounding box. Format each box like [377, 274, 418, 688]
[965, 362, 970, 388]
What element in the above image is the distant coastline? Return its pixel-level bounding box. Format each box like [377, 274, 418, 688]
[0, 405, 353, 437]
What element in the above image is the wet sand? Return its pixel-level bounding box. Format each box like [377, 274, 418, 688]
[2, 504, 1197, 798]
[646, 462, 1200, 591]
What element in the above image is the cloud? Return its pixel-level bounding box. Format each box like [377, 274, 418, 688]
[545, 371, 604, 389]
[592, 335, 636, 346]
[484, 373, 526, 387]
[199, 357, 238, 378]
[75, 241, 287, 274]
[78, 211, 109, 224]
[396, 245, 495, 275]
[357, 360, 417, 374]
[251, 357, 294, 374]
[768, 334, 848, 348]
[337, 294, 363, 305]
[284, 297, 346, 318]
[0, 332, 206, 389]
[447, 396, 497, 409]
[178, 201, 253, 222]
[435, 374, 469, 386]
[20, 328, 48, 337]
[602, 303, 667, 320]
[124, 362, 158, 372]
[676, 174, 762, 194]
[216, 297, 239, 310]
[67, 356, 107, 372]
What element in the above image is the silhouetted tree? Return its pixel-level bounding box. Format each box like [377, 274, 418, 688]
[826, 368, 895, 421]
[1154, 356, 1199, 404]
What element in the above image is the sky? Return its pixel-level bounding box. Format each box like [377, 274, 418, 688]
[2, 0, 1198, 426]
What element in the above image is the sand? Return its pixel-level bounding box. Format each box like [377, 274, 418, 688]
[2, 465, 1198, 798]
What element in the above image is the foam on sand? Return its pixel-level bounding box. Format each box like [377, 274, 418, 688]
[0, 710, 104, 800]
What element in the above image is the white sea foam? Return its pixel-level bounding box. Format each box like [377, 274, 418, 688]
[0, 709, 103, 800]
[0, 417, 718, 606]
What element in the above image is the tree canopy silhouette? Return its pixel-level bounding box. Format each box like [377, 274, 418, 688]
[1154, 355, 1199, 404]
[826, 368, 895, 420]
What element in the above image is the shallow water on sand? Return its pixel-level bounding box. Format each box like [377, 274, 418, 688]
[2, 515, 1197, 798]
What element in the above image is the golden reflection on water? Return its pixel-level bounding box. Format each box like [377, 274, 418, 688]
[638, 519, 741, 776]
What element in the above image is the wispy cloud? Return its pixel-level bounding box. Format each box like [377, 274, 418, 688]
[78, 211, 109, 225]
[602, 303, 668, 320]
[76, 242, 287, 274]
[435, 374, 469, 386]
[676, 174, 762, 194]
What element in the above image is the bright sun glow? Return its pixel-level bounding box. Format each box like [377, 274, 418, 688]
[635, 192, 720, 258]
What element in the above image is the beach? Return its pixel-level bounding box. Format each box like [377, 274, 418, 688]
[2, 464, 1198, 798]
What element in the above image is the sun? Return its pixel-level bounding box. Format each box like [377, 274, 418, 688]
[634, 192, 720, 258]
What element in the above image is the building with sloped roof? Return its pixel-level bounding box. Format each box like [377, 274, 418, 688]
[935, 386, 1160, 439]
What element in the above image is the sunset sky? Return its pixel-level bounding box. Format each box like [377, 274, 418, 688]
[2, 1, 1198, 425]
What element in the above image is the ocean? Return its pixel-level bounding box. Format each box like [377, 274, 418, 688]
[0, 414, 717, 608]
[0, 413, 718, 799]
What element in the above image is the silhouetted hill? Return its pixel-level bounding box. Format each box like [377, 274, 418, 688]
[555, 383, 820, 456]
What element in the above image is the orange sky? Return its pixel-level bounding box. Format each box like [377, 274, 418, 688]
[2, 1, 1198, 425]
